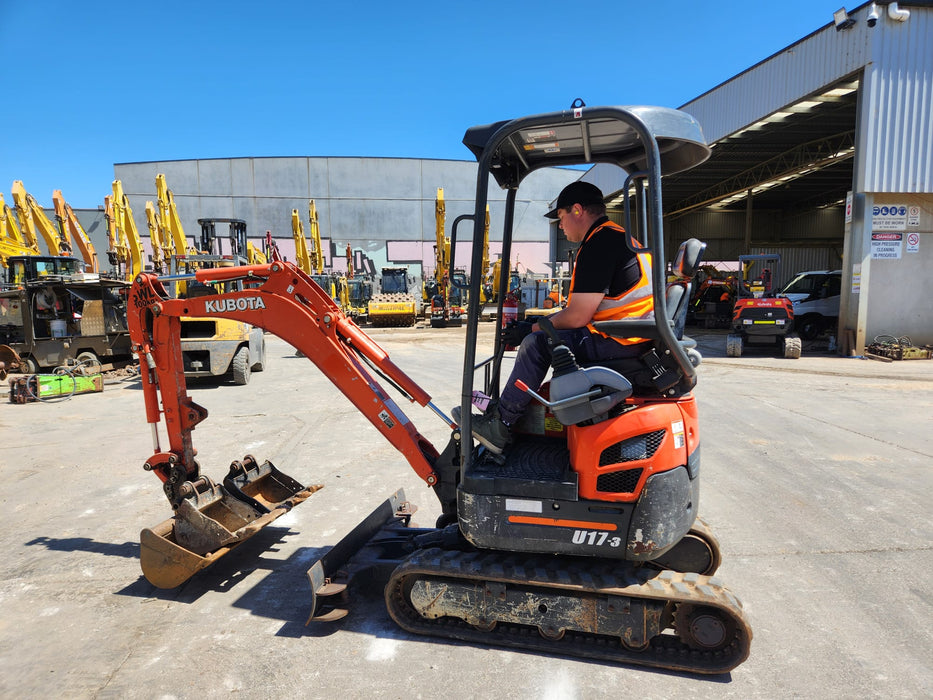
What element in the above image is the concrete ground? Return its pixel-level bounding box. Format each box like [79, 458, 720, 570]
[1, 326, 931, 699]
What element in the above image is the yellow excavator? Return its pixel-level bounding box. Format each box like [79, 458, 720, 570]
[105, 180, 145, 282]
[337, 243, 370, 322]
[144, 202, 170, 274]
[291, 207, 313, 274]
[11, 181, 73, 258]
[425, 187, 467, 328]
[293, 199, 338, 299]
[155, 174, 196, 255]
[52, 191, 100, 273]
[479, 205, 491, 305]
[307, 199, 325, 275]
[246, 241, 267, 265]
[1, 192, 42, 268]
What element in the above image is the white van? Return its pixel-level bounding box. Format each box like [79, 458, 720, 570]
[778, 270, 842, 339]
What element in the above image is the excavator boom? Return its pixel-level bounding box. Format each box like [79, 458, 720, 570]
[308, 199, 324, 274]
[1, 193, 42, 266]
[291, 208, 312, 273]
[144, 202, 167, 273]
[52, 191, 99, 273]
[11, 181, 72, 257]
[128, 259, 445, 586]
[155, 174, 193, 256]
[110, 180, 145, 281]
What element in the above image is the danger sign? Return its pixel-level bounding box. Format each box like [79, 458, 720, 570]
[871, 232, 902, 259]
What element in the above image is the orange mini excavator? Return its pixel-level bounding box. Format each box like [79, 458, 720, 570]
[127, 103, 751, 674]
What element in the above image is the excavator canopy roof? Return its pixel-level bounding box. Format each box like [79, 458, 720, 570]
[462, 105, 710, 189]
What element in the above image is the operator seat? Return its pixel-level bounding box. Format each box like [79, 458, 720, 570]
[582, 238, 707, 397]
[525, 239, 708, 428]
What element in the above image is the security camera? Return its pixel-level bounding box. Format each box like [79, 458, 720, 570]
[867, 2, 880, 26]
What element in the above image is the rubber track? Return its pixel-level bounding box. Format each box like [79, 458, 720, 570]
[385, 547, 752, 674]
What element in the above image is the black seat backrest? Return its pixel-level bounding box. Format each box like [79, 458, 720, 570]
[667, 238, 706, 340]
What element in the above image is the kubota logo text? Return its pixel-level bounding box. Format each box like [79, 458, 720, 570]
[203, 297, 266, 313]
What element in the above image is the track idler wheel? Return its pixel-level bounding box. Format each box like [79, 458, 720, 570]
[675, 603, 738, 652]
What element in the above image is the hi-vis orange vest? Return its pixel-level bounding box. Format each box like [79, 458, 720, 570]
[568, 220, 654, 345]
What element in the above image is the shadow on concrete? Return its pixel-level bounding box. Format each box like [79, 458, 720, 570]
[111, 525, 307, 603]
[25, 535, 140, 559]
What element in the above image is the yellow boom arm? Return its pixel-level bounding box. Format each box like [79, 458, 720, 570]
[434, 187, 450, 281]
[291, 209, 312, 274]
[155, 174, 193, 256]
[109, 180, 145, 281]
[308, 199, 324, 274]
[52, 191, 99, 272]
[1, 192, 42, 266]
[145, 202, 169, 273]
[11, 181, 72, 257]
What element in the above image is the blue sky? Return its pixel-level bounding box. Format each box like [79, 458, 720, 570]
[1, 0, 854, 209]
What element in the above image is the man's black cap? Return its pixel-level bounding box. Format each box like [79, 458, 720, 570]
[544, 181, 605, 219]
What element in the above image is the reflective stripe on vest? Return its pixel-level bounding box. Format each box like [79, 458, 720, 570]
[569, 221, 654, 345]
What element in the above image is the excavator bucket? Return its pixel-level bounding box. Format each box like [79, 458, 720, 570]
[140, 457, 322, 589]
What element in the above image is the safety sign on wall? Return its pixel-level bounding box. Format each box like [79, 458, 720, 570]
[871, 232, 903, 259]
[906, 231, 920, 254]
[872, 205, 908, 231]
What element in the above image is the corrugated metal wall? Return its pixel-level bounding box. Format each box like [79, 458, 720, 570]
[681, 5, 933, 194]
[665, 208, 845, 262]
[861, 8, 933, 192]
[749, 246, 844, 288]
[681, 15, 872, 143]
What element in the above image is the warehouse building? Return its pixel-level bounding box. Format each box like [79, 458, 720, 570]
[112, 157, 579, 286]
[585, 0, 932, 351]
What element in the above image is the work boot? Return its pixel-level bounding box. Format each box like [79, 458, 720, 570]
[469, 411, 511, 455]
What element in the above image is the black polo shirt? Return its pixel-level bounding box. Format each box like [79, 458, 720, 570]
[572, 217, 642, 297]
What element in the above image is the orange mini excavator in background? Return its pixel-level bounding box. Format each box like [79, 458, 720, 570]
[126, 103, 751, 674]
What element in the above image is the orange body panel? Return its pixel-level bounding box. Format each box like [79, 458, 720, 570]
[567, 396, 699, 502]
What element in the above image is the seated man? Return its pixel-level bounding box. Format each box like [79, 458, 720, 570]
[471, 181, 654, 454]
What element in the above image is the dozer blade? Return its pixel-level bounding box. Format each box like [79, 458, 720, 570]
[307, 488, 416, 622]
[140, 459, 322, 589]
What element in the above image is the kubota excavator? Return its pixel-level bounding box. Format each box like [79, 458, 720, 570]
[126, 103, 751, 674]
